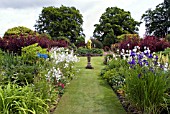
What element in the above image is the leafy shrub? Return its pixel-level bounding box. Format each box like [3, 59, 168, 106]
[90, 48, 103, 55]
[76, 47, 103, 55]
[21, 43, 48, 64]
[3, 26, 36, 38]
[101, 58, 129, 90]
[91, 39, 103, 49]
[103, 54, 113, 65]
[76, 47, 89, 55]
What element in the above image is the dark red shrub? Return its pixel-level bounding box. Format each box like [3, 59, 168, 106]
[75, 41, 86, 48]
[119, 37, 140, 51]
[139, 36, 170, 52]
[0, 35, 68, 54]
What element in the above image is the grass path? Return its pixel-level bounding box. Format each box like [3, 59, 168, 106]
[53, 57, 126, 114]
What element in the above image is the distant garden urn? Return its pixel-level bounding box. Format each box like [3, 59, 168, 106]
[86, 39, 94, 69]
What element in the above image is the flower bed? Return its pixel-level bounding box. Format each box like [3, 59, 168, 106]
[101, 46, 170, 113]
[0, 44, 79, 113]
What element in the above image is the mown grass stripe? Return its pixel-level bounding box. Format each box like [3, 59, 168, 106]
[53, 57, 126, 114]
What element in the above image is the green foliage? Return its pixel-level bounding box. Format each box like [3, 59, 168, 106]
[141, 0, 170, 37]
[93, 7, 140, 43]
[3, 26, 36, 38]
[103, 54, 113, 65]
[39, 33, 52, 40]
[166, 34, 170, 41]
[161, 47, 170, 55]
[117, 34, 139, 42]
[76, 47, 89, 55]
[125, 65, 170, 113]
[103, 35, 117, 47]
[91, 39, 103, 49]
[101, 58, 129, 90]
[0, 83, 49, 114]
[103, 68, 125, 90]
[56, 36, 70, 43]
[35, 5, 84, 43]
[21, 43, 48, 64]
[0, 52, 39, 85]
[76, 47, 103, 55]
[0, 48, 49, 85]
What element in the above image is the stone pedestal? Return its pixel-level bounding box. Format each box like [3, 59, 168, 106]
[85, 54, 94, 69]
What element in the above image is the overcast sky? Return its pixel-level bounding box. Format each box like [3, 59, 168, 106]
[0, 0, 164, 41]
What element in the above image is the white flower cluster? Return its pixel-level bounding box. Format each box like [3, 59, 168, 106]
[50, 48, 79, 64]
[45, 47, 79, 81]
[45, 67, 62, 81]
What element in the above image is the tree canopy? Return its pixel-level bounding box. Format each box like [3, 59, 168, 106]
[35, 5, 84, 43]
[141, 0, 170, 37]
[93, 7, 140, 43]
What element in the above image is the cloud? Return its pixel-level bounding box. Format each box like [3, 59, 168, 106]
[0, 0, 165, 38]
[0, 0, 56, 9]
[0, 8, 42, 36]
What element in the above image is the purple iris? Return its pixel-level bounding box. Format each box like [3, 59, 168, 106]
[160, 64, 164, 69]
[138, 60, 143, 66]
[144, 50, 149, 56]
[142, 59, 149, 66]
[148, 54, 153, 58]
[138, 73, 141, 78]
[143, 59, 147, 63]
[155, 55, 158, 60]
[154, 61, 158, 66]
[149, 67, 154, 72]
[128, 58, 136, 65]
[130, 51, 136, 57]
[138, 54, 143, 60]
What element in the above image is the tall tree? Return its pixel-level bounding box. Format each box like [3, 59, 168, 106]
[93, 7, 140, 43]
[141, 0, 170, 37]
[35, 5, 84, 43]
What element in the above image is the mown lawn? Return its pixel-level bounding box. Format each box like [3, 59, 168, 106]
[53, 56, 126, 114]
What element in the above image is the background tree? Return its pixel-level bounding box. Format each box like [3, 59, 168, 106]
[141, 0, 170, 37]
[35, 5, 84, 43]
[93, 7, 140, 44]
[91, 39, 103, 49]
